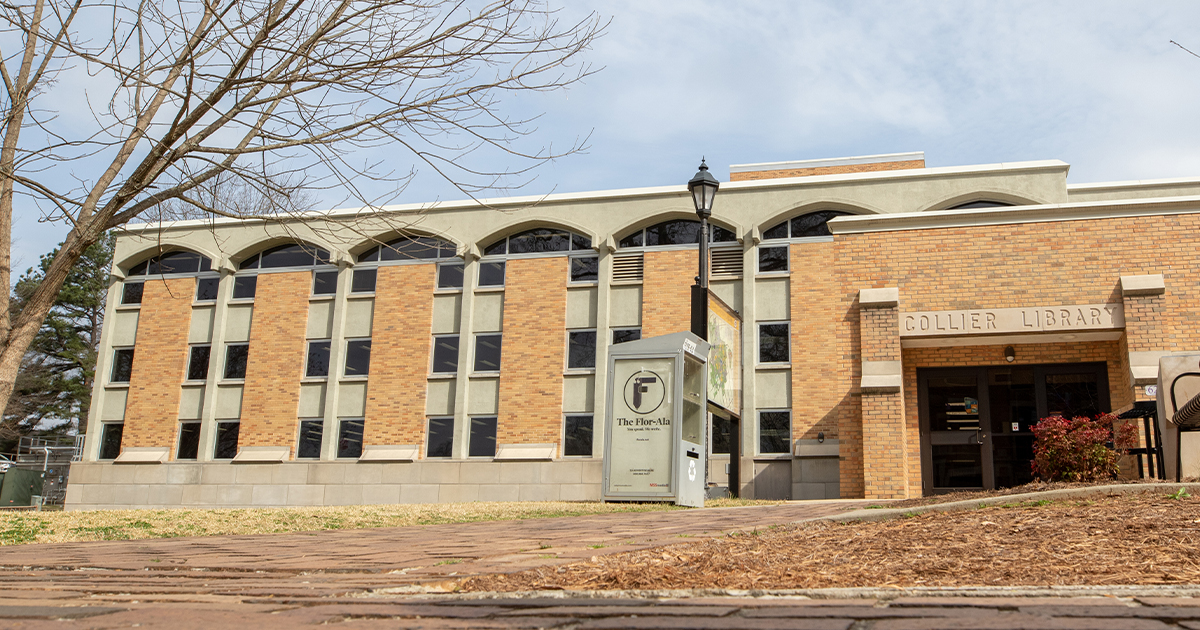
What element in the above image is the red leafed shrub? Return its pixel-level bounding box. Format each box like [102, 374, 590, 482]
[1031, 413, 1135, 482]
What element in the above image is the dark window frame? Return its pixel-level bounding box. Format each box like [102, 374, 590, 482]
[477, 261, 506, 287]
[758, 410, 791, 455]
[563, 414, 593, 457]
[126, 250, 213, 277]
[239, 243, 333, 270]
[223, 343, 250, 380]
[569, 255, 599, 284]
[312, 269, 339, 296]
[231, 275, 258, 300]
[336, 418, 364, 459]
[214, 421, 240, 459]
[305, 340, 332, 378]
[437, 262, 465, 290]
[98, 422, 124, 460]
[612, 328, 642, 345]
[111, 348, 135, 383]
[566, 329, 597, 370]
[297, 418, 324, 459]
[761, 210, 853, 241]
[758, 322, 790, 364]
[356, 234, 457, 263]
[121, 281, 144, 305]
[757, 245, 789, 274]
[481, 228, 592, 257]
[176, 422, 202, 460]
[468, 416, 498, 458]
[473, 333, 503, 373]
[617, 219, 738, 249]
[351, 268, 377, 293]
[431, 334, 460, 375]
[187, 345, 211, 381]
[427, 416, 454, 458]
[195, 276, 220, 301]
[344, 338, 372, 377]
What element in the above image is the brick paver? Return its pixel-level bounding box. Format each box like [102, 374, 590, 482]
[6, 501, 1200, 627]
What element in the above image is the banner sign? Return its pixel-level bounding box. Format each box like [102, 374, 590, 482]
[606, 357, 675, 495]
[707, 292, 742, 416]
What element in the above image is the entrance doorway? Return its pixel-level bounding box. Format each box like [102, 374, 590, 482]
[918, 362, 1109, 494]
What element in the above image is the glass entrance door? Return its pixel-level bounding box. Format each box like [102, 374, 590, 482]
[919, 362, 1109, 494]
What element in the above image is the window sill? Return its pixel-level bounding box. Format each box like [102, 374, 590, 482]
[340, 375, 369, 382]
[568, 281, 599, 288]
[755, 270, 790, 278]
[310, 294, 336, 301]
[469, 372, 501, 379]
[106, 382, 131, 389]
[219, 378, 246, 385]
[192, 300, 218, 307]
[114, 304, 141, 311]
[610, 280, 643, 286]
[475, 286, 505, 293]
[753, 453, 793, 461]
[347, 292, 375, 299]
[756, 362, 792, 370]
[564, 368, 597, 376]
[434, 287, 464, 294]
[301, 377, 330, 384]
[428, 372, 457, 380]
[182, 381, 205, 387]
[228, 298, 255, 305]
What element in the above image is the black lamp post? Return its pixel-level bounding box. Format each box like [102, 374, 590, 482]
[688, 159, 720, 339]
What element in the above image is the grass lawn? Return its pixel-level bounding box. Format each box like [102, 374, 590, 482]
[0, 497, 782, 546]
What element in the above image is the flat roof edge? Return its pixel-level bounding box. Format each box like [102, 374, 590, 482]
[729, 152, 925, 173]
[1067, 176, 1200, 191]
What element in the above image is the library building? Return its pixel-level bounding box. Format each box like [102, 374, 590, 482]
[67, 151, 1200, 509]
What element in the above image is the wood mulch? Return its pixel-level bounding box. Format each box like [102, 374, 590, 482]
[460, 488, 1200, 591]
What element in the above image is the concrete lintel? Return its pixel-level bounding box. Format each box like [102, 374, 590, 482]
[793, 442, 840, 458]
[860, 375, 902, 392]
[859, 287, 899, 308]
[494, 444, 556, 460]
[1121, 274, 1166, 296]
[113, 447, 168, 464]
[1132, 365, 1160, 384]
[232, 446, 289, 463]
[862, 360, 902, 377]
[359, 445, 419, 462]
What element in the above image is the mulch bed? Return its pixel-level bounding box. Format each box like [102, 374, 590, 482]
[460, 489, 1200, 591]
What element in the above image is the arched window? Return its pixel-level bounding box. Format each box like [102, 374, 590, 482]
[761, 211, 852, 240]
[127, 250, 212, 276]
[357, 234, 456, 262]
[946, 200, 1014, 210]
[239, 243, 333, 270]
[618, 219, 736, 248]
[483, 227, 592, 256]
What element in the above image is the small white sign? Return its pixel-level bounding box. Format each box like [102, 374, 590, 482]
[682, 338, 698, 357]
[1146, 385, 1158, 397]
[1012, 422, 1020, 432]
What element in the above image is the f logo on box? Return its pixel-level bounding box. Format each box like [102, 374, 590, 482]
[624, 370, 665, 414]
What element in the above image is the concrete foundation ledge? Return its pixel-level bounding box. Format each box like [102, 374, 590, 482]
[382, 584, 1200, 600]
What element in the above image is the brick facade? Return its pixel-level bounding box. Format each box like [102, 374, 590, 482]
[731, 159, 925, 182]
[858, 304, 907, 499]
[497, 257, 568, 447]
[364, 264, 435, 447]
[123, 277, 195, 450]
[239, 272, 311, 452]
[642, 250, 696, 338]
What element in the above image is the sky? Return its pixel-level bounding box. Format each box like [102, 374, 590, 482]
[13, 0, 1200, 275]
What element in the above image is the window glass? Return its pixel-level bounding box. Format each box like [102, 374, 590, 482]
[758, 246, 788, 273]
[195, 277, 220, 301]
[99, 423, 123, 460]
[508, 228, 571, 254]
[337, 419, 364, 458]
[128, 251, 213, 276]
[432, 336, 459, 373]
[483, 240, 507, 257]
[564, 415, 593, 457]
[427, 417, 454, 457]
[437, 263, 464, 289]
[646, 219, 700, 246]
[351, 268, 377, 293]
[111, 348, 135, 382]
[790, 210, 851, 238]
[711, 224, 737, 243]
[177, 422, 201, 460]
[224, 344, 249, 379]
[761, 221, 789, 240]
[187, 346, 211, 381]
[567, 330, 596, 369]
[759, 323, 790, 363]
[344, 339, 371, 376]
[214, 421, 240, 459]
[306, 340, 331, 378]
[613, 328, 641, 345]
[711, 415, 731, 454]
[478, 261, 505, 287]
[570, 256, 599, 283]
[474, 334, 502, 372]
[759, 411, 791, 454]
[232, 275, 257, 299]
[618, 231, 643, 248]
[297, 419, 323, 459]
[949, 200, 1013, 210]
[313, 270, 338, 295]
[378, 235, 453, 261]
[571, 233, 593, 250]
[469, 416, 497, 457]
[243, 244, 332, 269]
[122, 282, 144, 305]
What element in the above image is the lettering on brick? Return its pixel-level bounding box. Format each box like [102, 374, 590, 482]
[900, 303, 1124, 337]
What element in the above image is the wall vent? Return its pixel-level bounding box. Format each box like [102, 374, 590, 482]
[612, 252, 644, 283]
[710, 248, 743, 279]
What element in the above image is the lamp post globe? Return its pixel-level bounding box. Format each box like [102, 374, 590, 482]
[688, 159, 720, 219]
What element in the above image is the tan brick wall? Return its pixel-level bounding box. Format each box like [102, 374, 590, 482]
[1124, 292, 1165, 403]
[364, 264, 435, 447]
[858, 304, 907, 498]
[730, 159, 925, 182]
[497, 257, 568, 446]
[124, 277, 195, 450]
[239, 271, 311, 452]
[642, 249, 696, 338]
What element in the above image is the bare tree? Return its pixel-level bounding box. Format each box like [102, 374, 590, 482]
[0, 0, 604, 414]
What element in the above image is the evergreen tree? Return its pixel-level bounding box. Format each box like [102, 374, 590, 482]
[2, 235, 111, 451]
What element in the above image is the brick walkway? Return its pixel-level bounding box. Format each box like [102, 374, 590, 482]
[7, 500, 1200, 627]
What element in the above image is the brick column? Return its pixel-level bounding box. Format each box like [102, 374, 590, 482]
[857, 287, 908, 499]
[1121, 274, 1166, 403]
[239, 271, 310, 453]
[364, 264, 436, 447]
[496, 257, 568, 448]
[124, 277, 195, 449]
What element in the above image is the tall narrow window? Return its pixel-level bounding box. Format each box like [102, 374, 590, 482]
[478, 262, 505, 287]
[564, 415, 593, 457]
[232, 275, 257, 299]
[177, 422, 201, 460]
[437, 263, 464, 289]
[111, 348, 135, 383]
[306, 340, 332, 378]
[711, 416, 731, 454]
[297, 419, 323, 459]
[224, 344, 249, 379]
[759, 323, 790, 364]
[469, 416, 497, 457]
[99, 423, 124, 460]
[759, 410, 791, 454]
[567, 330, 597, 369]
[351, 268, 377, 293]
[195, 277, 220, 301]
[122, 282, 144, 305]
[431, 335, 459, 374]
[474, 334, 502, 372]
[214, 421, 240, 459]
[758, 246, 788, 273]
[427, 417, 454, 458]
[187, 346, 211, 381]
[337, 419, 364, 459]
[312, 270, 338, 295]
[344, 339, 371, 376]
[570, 256, 599, 283]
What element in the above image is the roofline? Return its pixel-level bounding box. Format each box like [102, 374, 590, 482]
[1066, 175, 1200, 192]
[729, 151, 925, 173]
[827, 194, 1200, 235]
[119, 159, 1073, 235]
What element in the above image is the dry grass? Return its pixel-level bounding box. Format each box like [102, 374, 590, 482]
[0, 497, 780, 546]
[463, 489, 1200, 591]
